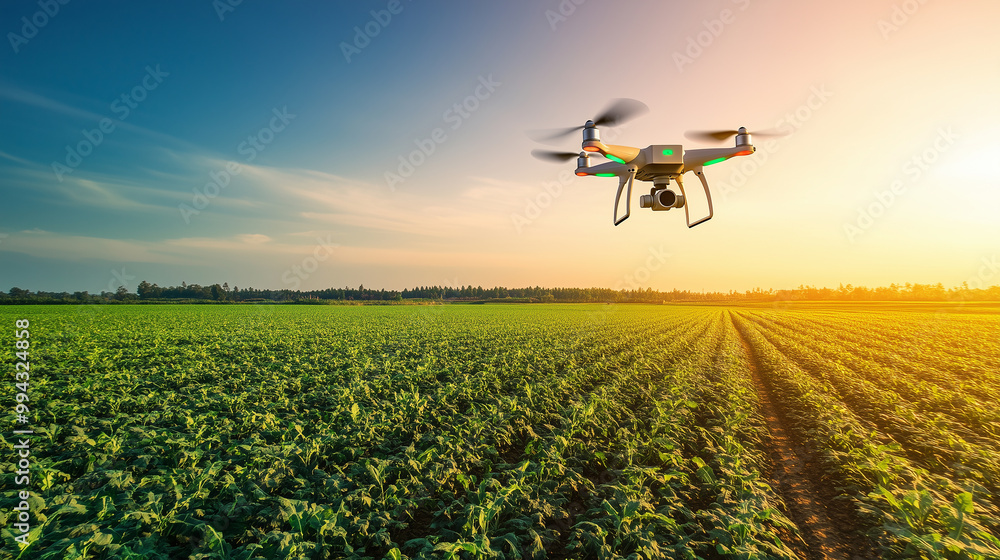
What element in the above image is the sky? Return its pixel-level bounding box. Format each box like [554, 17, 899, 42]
[1, 0, 998, 294]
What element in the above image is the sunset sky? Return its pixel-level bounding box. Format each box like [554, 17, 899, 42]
[1, 0, 998, 294]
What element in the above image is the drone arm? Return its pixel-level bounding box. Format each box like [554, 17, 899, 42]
[575, 160, 623, 175]
[598, 144, 642, 164]
[678, 166, 714, 228]
[683, 145, 755, 168]
[613, 167, 637, 226]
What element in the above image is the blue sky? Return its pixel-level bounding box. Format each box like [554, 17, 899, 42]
[2, 0, 999, 293]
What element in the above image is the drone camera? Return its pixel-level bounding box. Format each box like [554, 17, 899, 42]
[640, 188, 684, 211]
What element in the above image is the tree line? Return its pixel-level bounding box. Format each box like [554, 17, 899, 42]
[2, 281, 999, 304]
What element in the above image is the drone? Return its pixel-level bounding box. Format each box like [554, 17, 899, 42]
[531, 98, 783, 227]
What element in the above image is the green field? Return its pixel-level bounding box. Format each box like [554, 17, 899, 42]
[2, 304, 999, 559]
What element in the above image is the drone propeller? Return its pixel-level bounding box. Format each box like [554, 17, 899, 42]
[530, 98, 649, 143]
[531, 149, 581, 163]
[684, 127, 789, 143]
[591, 98, 649, 128]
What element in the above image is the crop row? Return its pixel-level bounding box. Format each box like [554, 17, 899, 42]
[1, 305, 800, 559]
[738, 311, 1000, 483]
[731, 311, 1000, 559]
[765, 309, 1000, 405]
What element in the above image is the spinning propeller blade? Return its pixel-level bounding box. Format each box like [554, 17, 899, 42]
[529, 127, 582, 143]
[531, 150, 580, 163]
[593, 98, 649, 128]
[684, 128, 789, 143]
[529, 98, 649, 143]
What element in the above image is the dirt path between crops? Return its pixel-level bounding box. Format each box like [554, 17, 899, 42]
[730, 312, 868, 560]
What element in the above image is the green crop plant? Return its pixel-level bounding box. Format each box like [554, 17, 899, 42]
[2, 303, 999, 558]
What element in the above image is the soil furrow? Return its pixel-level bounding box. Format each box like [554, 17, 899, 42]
[729, 311, 870, 560]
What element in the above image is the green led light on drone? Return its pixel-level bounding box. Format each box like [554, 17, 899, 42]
[606, 155, 626, 164]
[596, 173, 616, 178]
[704, 157, 727, 166]
[662, 149, 674, 156]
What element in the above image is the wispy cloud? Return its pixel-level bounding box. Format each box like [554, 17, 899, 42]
[0, 231, 184, 264]
[236, 233, 272, 244]
[4, 165, 186, 214]
[0, 231, 319, 264]
[0, 85, 204, 151]
[0, 85, 110, 123]
[228, 164, 516, 236]
[0, 149, 35, 167]
[0, 229, 531, 273]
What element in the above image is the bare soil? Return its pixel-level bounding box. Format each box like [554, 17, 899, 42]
[730, 312, 877, 560]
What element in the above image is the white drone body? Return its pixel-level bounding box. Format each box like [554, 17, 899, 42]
[531, 99, 779, 227]
[576, 121, 755, 227]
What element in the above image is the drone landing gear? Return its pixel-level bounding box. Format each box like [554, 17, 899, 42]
[613, 167, 637, 226]
[681, 167, 714, 228]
